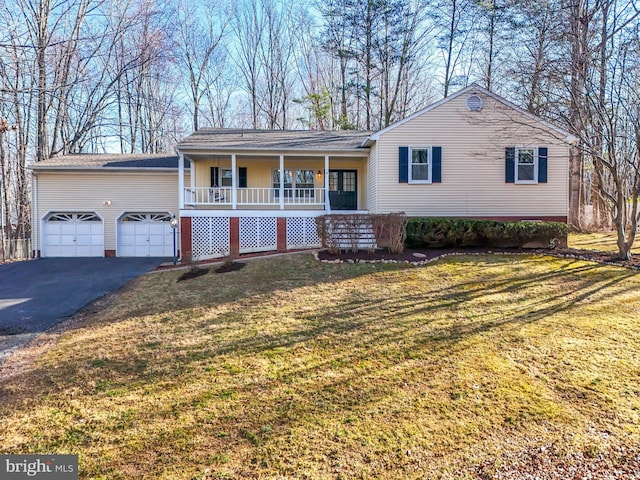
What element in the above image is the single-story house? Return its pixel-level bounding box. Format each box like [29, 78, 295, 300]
[30, 84, 572, 259]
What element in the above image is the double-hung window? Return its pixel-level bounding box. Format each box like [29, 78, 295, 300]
[210, 167, 232, 187]
[515, 147, 537, 184]
[295, 170, 315, 197]
[273, 169, 293, 197]
[505, 146, 547, 184]
[399, 146, 442, 184]
[409, 146, 432, 184]
[220, 168, 233, 187]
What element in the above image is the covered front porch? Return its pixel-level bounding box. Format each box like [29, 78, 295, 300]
[178, 152, 367, 212]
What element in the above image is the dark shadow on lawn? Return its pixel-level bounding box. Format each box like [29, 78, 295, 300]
[3, 251, 640, 479]
[7, 253, 638, 401]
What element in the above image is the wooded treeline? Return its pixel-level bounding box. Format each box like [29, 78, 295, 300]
[1, 0, 640, 258]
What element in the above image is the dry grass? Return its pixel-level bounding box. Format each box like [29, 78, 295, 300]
[569, 232, 640, 254]
[1, 253, 640, 479]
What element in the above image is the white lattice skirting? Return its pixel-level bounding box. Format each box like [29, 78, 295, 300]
[287, 217, 321, 249]
[191, 217, 230, 258]
[190, 216, 322, 258]
[240, 217, 278, 254]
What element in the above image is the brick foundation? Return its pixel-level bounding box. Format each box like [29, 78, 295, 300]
[180, 217, 192, 261]
[229, 217, 240, 257]
[277, 218, 287, 252]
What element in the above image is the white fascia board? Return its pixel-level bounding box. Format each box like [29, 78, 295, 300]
[180, 209, 369, 218]
[27, 166, 179, 173]
[176, 146, 369, 156]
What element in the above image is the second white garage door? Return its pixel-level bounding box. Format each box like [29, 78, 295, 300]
[118, 213, 175, 257]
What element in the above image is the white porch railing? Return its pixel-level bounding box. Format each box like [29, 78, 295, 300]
[185, 187, 233, 205]
[184, 187, 326, 207]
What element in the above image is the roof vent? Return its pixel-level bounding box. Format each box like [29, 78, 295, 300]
[466, 94, 483, 112]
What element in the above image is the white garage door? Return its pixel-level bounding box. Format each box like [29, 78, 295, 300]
[118, 213, 174, 257]
[43, 212, 104, 257]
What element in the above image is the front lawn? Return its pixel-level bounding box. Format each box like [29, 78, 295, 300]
[1, 253, 640, 479]
[569, 232, 640, 254]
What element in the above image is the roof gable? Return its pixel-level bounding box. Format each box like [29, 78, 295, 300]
[364, 84, 574, 145]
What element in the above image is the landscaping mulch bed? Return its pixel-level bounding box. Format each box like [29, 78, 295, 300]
[177, 267, 209, 282]
[214, 261, 245, 273]
[316, 246, 640, 269]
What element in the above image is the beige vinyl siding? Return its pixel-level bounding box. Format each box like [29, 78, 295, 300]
[374, 93, 569, 218]
[35, 171, 185, 252]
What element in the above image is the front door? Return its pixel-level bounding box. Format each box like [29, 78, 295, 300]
[329, 170, 357, 210]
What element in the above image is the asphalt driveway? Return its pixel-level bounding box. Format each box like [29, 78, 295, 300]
[0, 257, 165, 360]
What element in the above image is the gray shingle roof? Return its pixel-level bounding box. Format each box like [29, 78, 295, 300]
[29, 153, 188, 170]
[178, 129, 371, 151]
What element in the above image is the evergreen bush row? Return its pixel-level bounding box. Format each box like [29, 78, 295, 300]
[405, 218, 568, 249]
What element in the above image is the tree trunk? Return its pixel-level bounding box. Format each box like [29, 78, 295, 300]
[36, 0, 50, 162]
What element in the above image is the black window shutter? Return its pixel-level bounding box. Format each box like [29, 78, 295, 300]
[210, 166, 219, 187]
[399, 146, 409, 183]
[432, 147, 442, 183]
[538, 147, 548, 183]
[505, 148, 515, 183]
[239, 167, 247, 188]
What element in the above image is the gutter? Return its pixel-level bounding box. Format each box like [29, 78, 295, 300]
[27, 166, 181, 173]
[175, 145, 370, 154]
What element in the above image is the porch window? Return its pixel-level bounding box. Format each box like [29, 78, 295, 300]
[273, 169, 293, 198]
[273, 169, 316, 198]
[210, 167, 233, 187]
[295, 170, 315, 197]
[221, 168, 232, 187]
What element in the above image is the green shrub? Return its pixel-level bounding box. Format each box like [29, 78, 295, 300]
[406, 218, 568, 249]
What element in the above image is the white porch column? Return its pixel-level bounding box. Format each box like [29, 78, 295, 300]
[279, 154, 285, 210]
[324, 155, 330, 211]
[178, 152, 185, 209]
[189, 156, 195, 192]
[231, 154, 237, 209]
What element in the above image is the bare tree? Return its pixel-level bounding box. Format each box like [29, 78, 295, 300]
[231, 1, 264, 129]
[295, 10, 336, 130]
[172, 0, 229, 132]
[375, 0, 432, 128]
[111, 0, 180, 153]
[316, 0, 359, 129]
[433, 0, 476, 97]
[257, 0, 300, 129]
[566, 20, 640, 258]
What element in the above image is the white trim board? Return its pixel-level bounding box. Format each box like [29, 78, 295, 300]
[180, 210, 369, 218]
